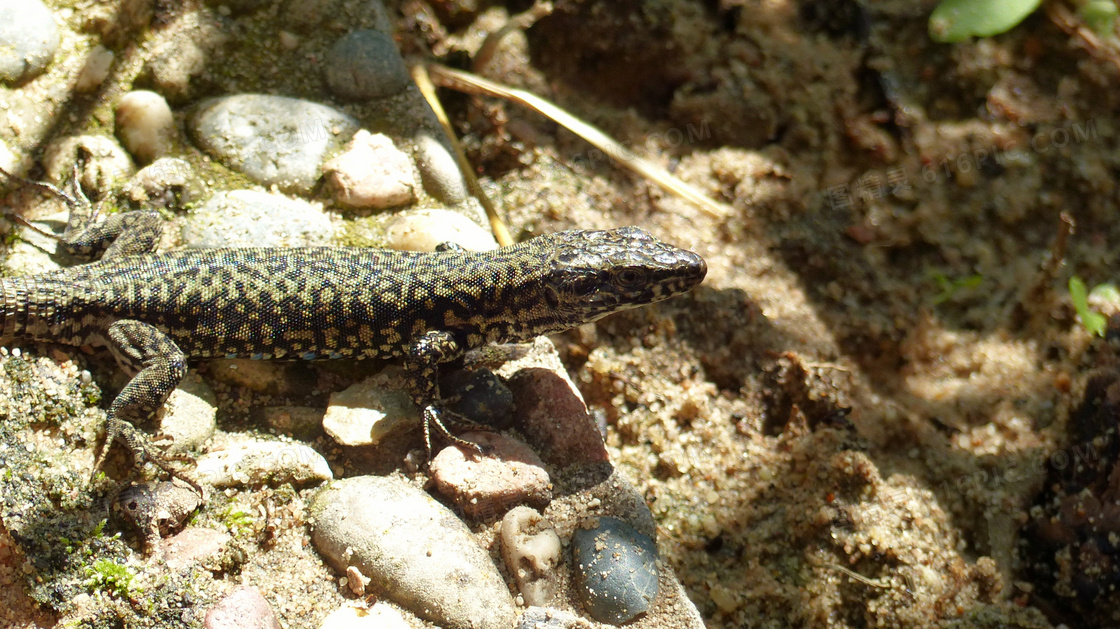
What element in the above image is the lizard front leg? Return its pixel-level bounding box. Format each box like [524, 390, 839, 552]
[404, 329, 485, 456]
[94, 319, 202, 497]
[60, 208, 163, 260]
[53, 157, 163, 259]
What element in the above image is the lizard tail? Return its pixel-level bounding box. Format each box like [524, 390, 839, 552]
[1, 278, 72, 341]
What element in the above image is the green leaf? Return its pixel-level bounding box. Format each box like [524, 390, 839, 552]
[929, 271, 983, 305]
[929, 0, 1044, 43]
[1070, 276, 1108, 337]
[1080, 0, 1119, 36]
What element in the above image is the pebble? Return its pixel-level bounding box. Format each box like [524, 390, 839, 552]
[0, 138, 19, 177]
[121, 157, 200, 211]
[500, 507, 561, 607]
[253, 406, 325, 441]
[74, 45, 114, 92]
[430, 432, 552, 520]
[195, 439, 333, 488]
[385, 209, 498, 252]
[208, 359, 317, 396]
[413, 132, 469, 204]
[115, 481, 203, 549]
[142, 13, 227, 102]
[189, 94, 359, 193]
[322, 368, 417, 447]
[570, 517, 660, 624]
[345, 565, 370, 595]
[180, 190, 334, 248]
[277, 30, 299, 51]
[0, 0, 59, 83]
[515, 607, 594, 629]
[323, 30, 411, 101]
[318, 602, 411, 629]
[160, 527, 233, 570]
[309, 475, 517, 629]
[323, 130, 415, 209]
[204, 586, 280, 629]
[505, 364, 609, 468]
[115, 90, 177, 164]
[1, 210, 64, 277]
[159, 371, 218, 454]
[320, 599, 412, 626]
[440, 368, 515, 427]
[42, 135, 134, 193]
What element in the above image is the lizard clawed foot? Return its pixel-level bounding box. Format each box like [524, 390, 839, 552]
[421, 405, 493, 458]
[92, 417, 204, 499]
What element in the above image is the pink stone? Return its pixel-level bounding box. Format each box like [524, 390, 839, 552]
[506, 368, 609, 468]
[161, 527, 232, 570]
[430, 432, 552, 520]
[204, 586, 280, 629]
[324, 130, 414, 208]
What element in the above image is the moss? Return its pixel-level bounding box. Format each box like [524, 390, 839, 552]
[929, 271, 984, 305]
[84, 559, 140, 599]
[220, 506, 256, 538]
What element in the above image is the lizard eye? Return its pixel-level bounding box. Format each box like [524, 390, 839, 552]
[615, 267, 646, 289]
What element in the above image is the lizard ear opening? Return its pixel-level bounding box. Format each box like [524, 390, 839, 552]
[544, 285, 561, 309]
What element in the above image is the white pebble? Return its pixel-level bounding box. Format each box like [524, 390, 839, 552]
[500, 506, 561, 606]
[278, 30, 299, 50]
[75, 45, 114, 92]
[385, 209, 498, 252]
[115, 90, 176, 164]
[318, 602, 411, 629]
[322, 371, 416, 447]
[194, 439, 332, 488]
[0, 138, 19, 178]
[43, 135, 134, 190]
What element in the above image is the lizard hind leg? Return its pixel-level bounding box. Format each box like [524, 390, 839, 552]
[92, 319, 203, 497]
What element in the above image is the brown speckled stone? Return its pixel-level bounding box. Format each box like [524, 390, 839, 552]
[506, 368, 609, 468]
[430, 431, 551, 520]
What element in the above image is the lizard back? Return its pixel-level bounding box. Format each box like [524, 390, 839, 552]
[2, 242, 553, 360]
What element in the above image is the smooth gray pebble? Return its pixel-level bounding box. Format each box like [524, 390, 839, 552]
[189, 94, 358, 193]
[0, 0, 59, 83]
[324, 30, 411, 101]
[181, 190, 334, 248]
[310, 475, 517, 629]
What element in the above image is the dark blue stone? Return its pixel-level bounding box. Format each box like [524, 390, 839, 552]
[571, 517, 660, 624]
[441, 369, 515, 429]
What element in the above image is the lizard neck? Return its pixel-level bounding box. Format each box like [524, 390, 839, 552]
[432, 242, 561, 348]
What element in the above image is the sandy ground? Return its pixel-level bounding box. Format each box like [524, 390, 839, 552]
[3, 0, 1120, 627]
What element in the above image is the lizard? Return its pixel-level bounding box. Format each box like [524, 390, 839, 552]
[0, 164, 707, 496]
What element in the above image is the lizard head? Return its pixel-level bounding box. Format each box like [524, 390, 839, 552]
[540, 226, 707, 326]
